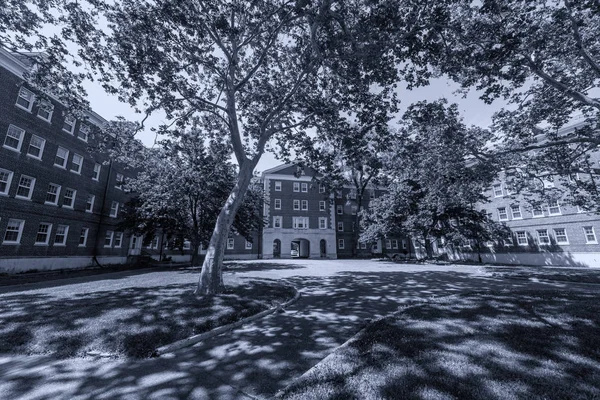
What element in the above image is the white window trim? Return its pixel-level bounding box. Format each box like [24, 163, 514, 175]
[273, 216, 282, 228]
[62, 115, 76, 134]
[392, 239, 399, 249]
[584, 227, 597, 244]
[274, 181, 282, 191]
[338, 239, 345, 249]
[532, 206, 545, 218]
[227, 238, 235, 249]
[293, 182, 300, 192]
[510, 206, 522, 220]
[3, 219, 25, 245]
[26, 134, 46, 160]
[319, 185, 325, 193]
[93, 163, 101, 181]
[115, 173, 124, 190]
[553, 228, 569, 245]
[0, 169, 14, 196]
[245, 240, 252, 249]
[54, 225, 69, 246]
[15, 175, 35, 201]
[3, 125, 25, 153]
[37, 101, 54, 123]
[86, 195, 95, 213]
[63, 188, 76, 209]
[79, 228, 89, 247]
[516, 231, 528, 246]
[319, 201, 326, 211]
[292, 216, 309, 229]
[537, 230, 550, 245]
[78, 124, 90, 142]
[319, 217, 327, 229]
[71, 154, 83, 174]
[498, 207, 508, 221]
[337, 221, 343, 232]
[44, 183, 61, 206]
[336, 205, 343, 215]
[15, 87, 34, 112]
[114, 232, 123, 248]
[301, 200, 308, 211]
[54, 147, 69, 169]
[548, 201, 562, 216]
[493, 184, 503, 198]
[110, 201, 119, 218]
[293, 200, 300, 210]
[274, 199, 281, 210]
[104, 231, 114, 247]
[301, 183, 308, 192]
[34, 223, 53, 246]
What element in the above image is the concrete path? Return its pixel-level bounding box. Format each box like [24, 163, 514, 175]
[0, 260, 597, 399]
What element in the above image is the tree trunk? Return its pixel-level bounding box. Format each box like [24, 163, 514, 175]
[196, 160, 258, 295]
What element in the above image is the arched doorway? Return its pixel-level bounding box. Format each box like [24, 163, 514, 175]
[291, 238, 310, 258]
[273, 239, 281, 258]
[320, 239, 327, 258]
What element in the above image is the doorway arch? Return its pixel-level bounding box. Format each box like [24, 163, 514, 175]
[291, 238, 310, 258]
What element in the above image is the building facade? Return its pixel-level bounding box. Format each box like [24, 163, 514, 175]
[0, 49, 139, 272]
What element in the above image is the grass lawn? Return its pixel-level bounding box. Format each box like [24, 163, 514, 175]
[0, 277, 295, 359]
[484, 265, 600, 284]
[279, 289, 600, 400]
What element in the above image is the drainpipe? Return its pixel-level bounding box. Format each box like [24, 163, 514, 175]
[92, 159, 113, 268]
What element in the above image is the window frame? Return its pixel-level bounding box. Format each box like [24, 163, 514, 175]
[301, 182, 308, 192]
[79, 227, 89, 247]
[293, 199, 300, 210]
[62, 115, 76, 134]
[37, 100, 54, 122]
[27, 134, 46, 160]
[548, 200, 561, 216]
[273, 216, 282, 228]
[93, 163, 101, 181]
[319, 184, 325, 193]
[493, 184, 503, 197]
[336, 205, 343, 215]
[338, 239, 345, 249]
[227, 238, 235, 249]
[301, 200, 308, 211]
[0, 168, 14, 196]
[516, 231, 528, 246]
[532, 205, 545, 218]
[293, 182, 300, 192]
[3, 219, 25, 244]
[104, 230, 114, 247]
[319, 217, 327, 229]
[115, 173, 124, 189]
[292, 216, 309, 229]
[78, 124, 90, 142]
[337, 221, 343, 232]
[71, 153, 83, 174]
[114, 232, 123, 248]
[35, 223, 53, 245]
[274, 181, 282, 191]
[16, 87, 34, 112]
[245, 240, 253, 249]
[54, 146, 69, 169]
[86, 194, 95, 213]
[54, 225, 69, 246]
[583, 226, 597, 244]
[554, 228, 569, 245]
[15, 175, 36, 200]
[109, 201, 119, 218]
[274, 198, 281, 210]
[3, 125, 25, 152]
[319, 201, 326, 211]
[510, 205, 522, 219]
[44, 183, 61, 206]
[497, 207, 508, 221]
[63, 188, 76, 209]
[537, 229, 550, 245]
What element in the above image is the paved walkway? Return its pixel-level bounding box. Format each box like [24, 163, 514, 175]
[0, 260, 597, 399]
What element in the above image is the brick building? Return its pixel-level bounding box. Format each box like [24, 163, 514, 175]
[0, 48, 137, 272]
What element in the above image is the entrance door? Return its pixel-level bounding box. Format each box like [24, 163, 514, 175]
[273, 239, 281, 258]
[320, 239, 326, 258]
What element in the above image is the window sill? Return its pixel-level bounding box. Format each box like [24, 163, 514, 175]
[2, 242, 21, 245]
[34, 243, 49, 246]
[44, 202, 59, 206]
[15, 104, 32, 113]
[15, 196, 32, 201]
[70, 170, 82, 175]
[54, 244, 66, 247]
[2, 145, 22, 153]
[54, 164, 67, 170]
[37, 115, 52, 123]
[26, 154, 43, 161]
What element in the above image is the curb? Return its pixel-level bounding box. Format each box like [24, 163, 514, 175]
[157, 286, 301, 355]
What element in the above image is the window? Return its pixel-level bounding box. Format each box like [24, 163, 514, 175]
[516, 231, 528, 246]
[336, 205, 343, 215]
[104, 231, 114, 247]
[37, 100, 54, 122]
[115, 173, 124, 189]
[62, 115, 76, 134]
[274, 181, 282, 191]
[301, 183, 308, 192]
[78, 124, 90, 142]
[583, 226, 597, 244]
[301, 200, 308, 210]
[402, 240, 407, 249]
[55, 147, 69, 168]
[114, 232, 123, 248]
[3, 219, 24, 244]
[319, 184, 325, 193]
[293, 217, 309, 229]
[554, 228, 569, 245]
[245, 240, 252, 249]
[319, 201, 326, 211]
[86, 194, 95, 213]
[4, 125, 25, 152]
[548, 200, 561, 216]
[372, 242, 379, 250]
[54, 225, 69, 246]
[386, 239, 392, 249]
[510, 205, 522, 219]
[360, 242, 367, 249]
[15, 175, 35, 200]
[227, 238, 235, 249]
[338, 239, 345, 249]
[351, 206, 357, 215]
[498, 207, 508, 221]
[273, 216, 282, 228]
[504, 234, 513, 246]
[79, 228, 89, 247]
[63, 188, 76, 208]
[16, 87, 34, 111]
[532, 205, 544, 218]
[34, 223, 53, 245]
[274, 198, 281, 210]
[0, 169, 13, 196]
[392, 239, 398, 249]
[93, 163, 101, 181]
[293, 199, 300, 210]
[293, 182, 300, 192]
[319, 217, 327, 229]
[71, 154, 83, 174]
[151, 236, 159, 249]
[45, 183, 61, 205]
[27, 135, 45, 159]
[337, 221, 344, 232]
[537, 229, 550, 245]
[110, 201, 119, 218]
[493, 184, 503, 197]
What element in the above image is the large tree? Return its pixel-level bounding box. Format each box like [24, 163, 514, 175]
[361, 100, 509, 257]
[54, 0, 425, 294]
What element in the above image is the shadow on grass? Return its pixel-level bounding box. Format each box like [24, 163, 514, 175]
[0, 280, 295, 359]
[0, 268, 595, 399]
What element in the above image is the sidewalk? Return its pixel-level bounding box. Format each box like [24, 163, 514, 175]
[0, 260, 597, 399]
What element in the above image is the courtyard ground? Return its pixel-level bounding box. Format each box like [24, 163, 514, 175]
[0, 259, 599, 399]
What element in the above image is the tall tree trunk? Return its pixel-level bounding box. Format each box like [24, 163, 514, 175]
[196, 160, 257, 295]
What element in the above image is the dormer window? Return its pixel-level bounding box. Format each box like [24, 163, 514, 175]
[16, 87, 34, 111]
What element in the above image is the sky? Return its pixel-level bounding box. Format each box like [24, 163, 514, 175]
[82, 76, 506, 173]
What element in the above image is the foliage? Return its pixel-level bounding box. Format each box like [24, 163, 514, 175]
[361, 100, 509, 256]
